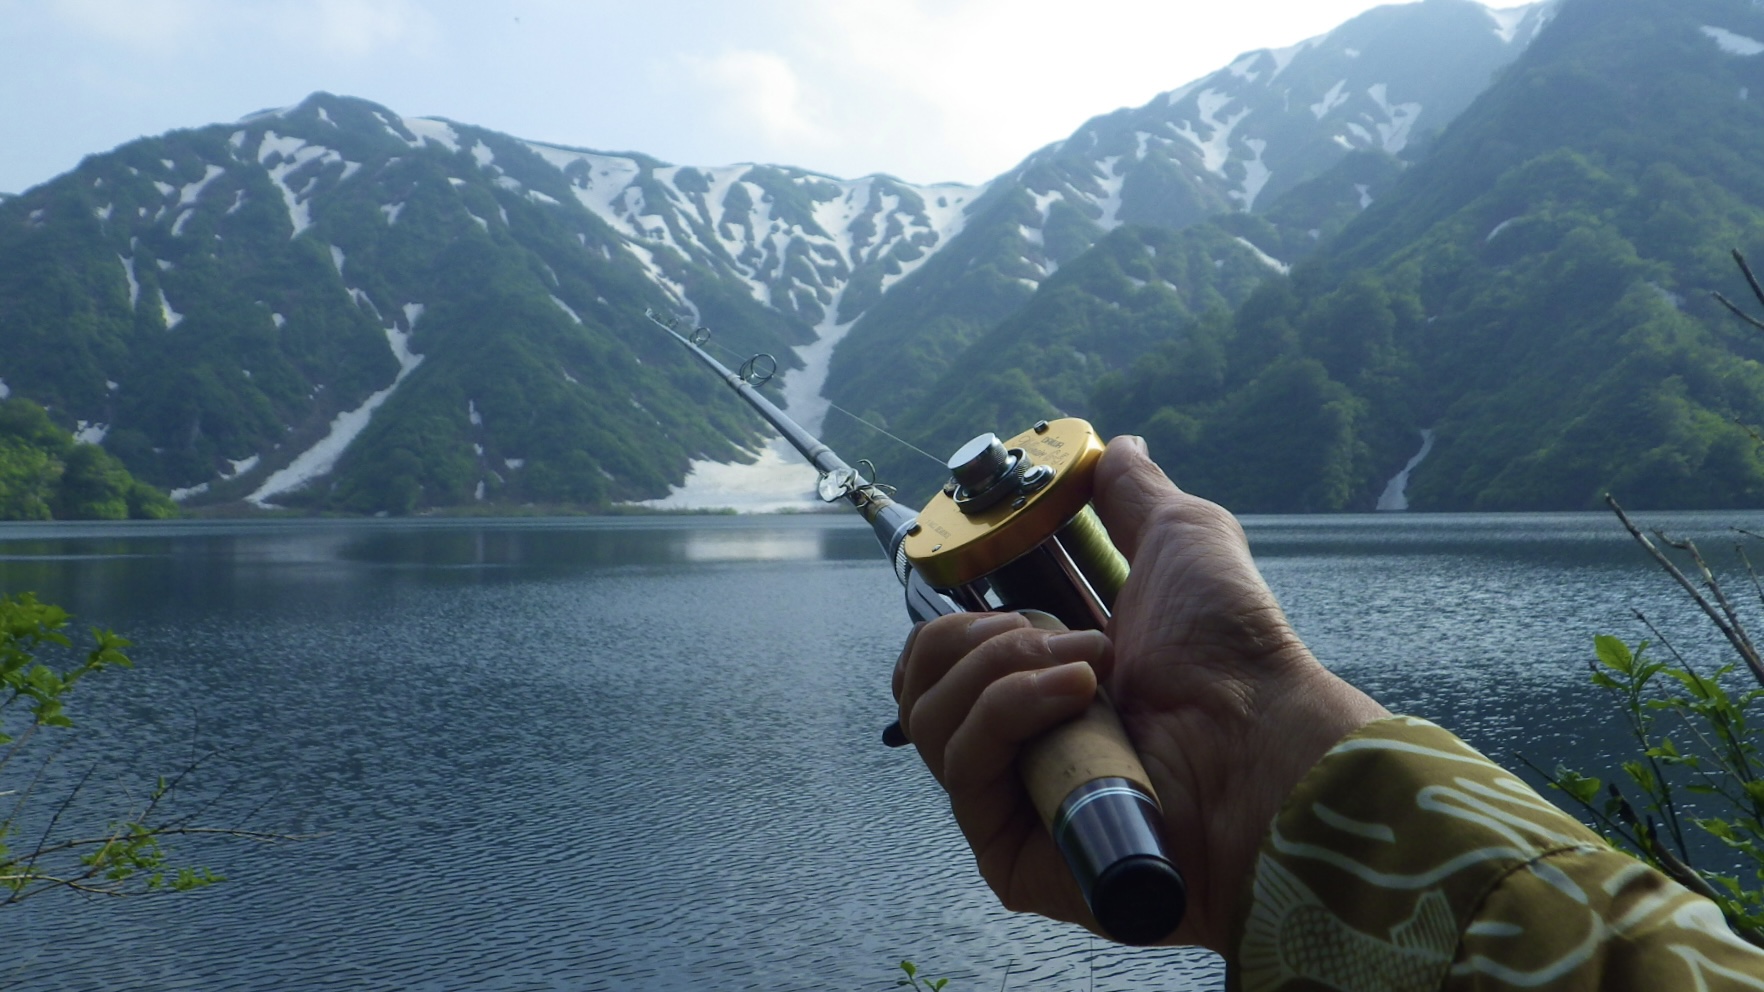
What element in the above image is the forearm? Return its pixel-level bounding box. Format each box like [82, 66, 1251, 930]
[1231, 717, 1764, 991]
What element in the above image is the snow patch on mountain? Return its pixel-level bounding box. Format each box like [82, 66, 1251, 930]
[551, 295, 582, 324]
[1704, 26, 1764, 56]
[1486, 5, 1533, 44]
[522, 139, 981, 323]
[177, 165, 225, 208]
[159, 288, 183, 329]
[248, 317, 425, 508]
[73, 421, 107, 445]
[1486, 216, 1519, 242]
[1233, 140, 1272, 210]
[118, 255, 140, 308]
[1094, 156, 1127, 227]
[640, 289, 861, 512]
[1367, 84, 1423, 153]
[0, 379, 9, 399]
[1175, 89, 1250, 176]
[1312, 80, 1350, 120]
[1234, 237, 1289, 274]
[1269, 37, 1323, 79]
[403, 117, 462, 152]
[257, 131, 343, 238]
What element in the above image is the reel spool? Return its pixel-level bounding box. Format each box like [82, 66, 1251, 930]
[904, 418, 1186, 946]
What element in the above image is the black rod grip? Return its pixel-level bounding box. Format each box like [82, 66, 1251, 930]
[1051, 778, 1186, 945]
[1020, 697, 1186, 945]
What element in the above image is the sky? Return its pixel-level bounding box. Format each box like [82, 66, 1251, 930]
[0, 0, 1438, 197]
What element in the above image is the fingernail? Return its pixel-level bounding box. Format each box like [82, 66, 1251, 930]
[968, 612, 1024, 640]
[1118, 435, 1148, 458]
[1032, 661, 1095, 699]
[1046, 630, 1109, 665]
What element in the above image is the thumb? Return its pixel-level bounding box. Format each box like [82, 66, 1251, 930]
[1092, 435, 1183, 563]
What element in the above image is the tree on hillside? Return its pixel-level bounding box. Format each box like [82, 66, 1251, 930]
[0, 398, 175, 521]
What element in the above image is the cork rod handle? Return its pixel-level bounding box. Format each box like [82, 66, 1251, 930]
[1015, 612, 1185, 945]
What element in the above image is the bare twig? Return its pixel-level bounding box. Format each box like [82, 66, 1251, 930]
[1661, 532, 1762, 669]
[1714, 292, 1764, 332]
[1736, 249, 1764, 311]
[1606, 495, 1764, 687]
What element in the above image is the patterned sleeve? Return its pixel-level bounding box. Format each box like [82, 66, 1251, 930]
[1229, 715, 1764, 991]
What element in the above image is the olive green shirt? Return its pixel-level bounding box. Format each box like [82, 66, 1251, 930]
[1233, 716, 1764, 991]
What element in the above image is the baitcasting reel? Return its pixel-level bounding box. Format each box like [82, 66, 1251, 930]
[903, 418, 1186, 946]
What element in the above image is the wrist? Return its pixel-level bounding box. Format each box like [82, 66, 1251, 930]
[1218, 662, 1389, 943]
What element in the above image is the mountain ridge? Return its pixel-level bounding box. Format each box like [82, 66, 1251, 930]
[25, 0, 1729, 517]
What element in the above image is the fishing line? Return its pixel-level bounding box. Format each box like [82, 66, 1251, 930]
[825, 403, 948, 470]
[646, 308, 941, 469]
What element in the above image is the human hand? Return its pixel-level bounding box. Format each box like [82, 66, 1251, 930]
[892, 436, 1388, 952]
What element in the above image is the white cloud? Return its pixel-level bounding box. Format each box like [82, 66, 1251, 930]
[768, 0, 1426, 183]
[680, 49, 823, 148]
[48, 0, 208, 53]
[47, 0, 435, 59]
[286, 0, 438, 58]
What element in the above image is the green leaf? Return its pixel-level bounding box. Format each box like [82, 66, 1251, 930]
[1595, 635, 1635, 674]
[1554, 767, 1604, 804]
[1622, 759, 1657, 793]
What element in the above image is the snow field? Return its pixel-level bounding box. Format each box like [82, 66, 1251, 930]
[246, 306, 426, 507]
[1704, 26, 1764, 56]
[118, 255, 140, 308]
[1234, 236, 1289, 274]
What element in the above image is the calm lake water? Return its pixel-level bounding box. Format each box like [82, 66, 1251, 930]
[4, 510, 1763, 992]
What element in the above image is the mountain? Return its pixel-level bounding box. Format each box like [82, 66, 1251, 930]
[818, 0, 1553, 472]
[843, 149, 1411, 501]
[1092, 0, 1764, 511]
[0, 94, 979, 513]
[26, 0, 1747, 517]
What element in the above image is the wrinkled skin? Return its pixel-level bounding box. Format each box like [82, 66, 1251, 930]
[892, 436, 1388, 953]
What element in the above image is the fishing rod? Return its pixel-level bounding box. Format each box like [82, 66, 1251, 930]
[644, 308, 1185, 945]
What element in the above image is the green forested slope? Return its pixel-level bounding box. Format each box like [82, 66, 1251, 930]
[0, 398, 175, 520]
[1089, 0, 1764, 511]
[0, 94, 797, 514]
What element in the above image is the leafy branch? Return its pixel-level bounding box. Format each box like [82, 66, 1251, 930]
[1534, 500, 1764, 947]
[0, 592, 298, 905]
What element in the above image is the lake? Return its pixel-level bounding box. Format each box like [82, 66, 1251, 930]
[4, 510, 1762, 992]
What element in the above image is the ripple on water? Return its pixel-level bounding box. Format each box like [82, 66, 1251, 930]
[14, 513, 1755, 990]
